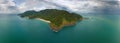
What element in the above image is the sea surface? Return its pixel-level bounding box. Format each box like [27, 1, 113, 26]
[0, 13, 119, 43]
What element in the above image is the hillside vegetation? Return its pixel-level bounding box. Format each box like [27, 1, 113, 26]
[19, 9, 83, 32]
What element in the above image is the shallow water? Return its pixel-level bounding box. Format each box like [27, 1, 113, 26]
[0, 14, 119, 43]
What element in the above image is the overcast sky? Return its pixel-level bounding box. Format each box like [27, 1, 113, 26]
[0, 0, 120, 14]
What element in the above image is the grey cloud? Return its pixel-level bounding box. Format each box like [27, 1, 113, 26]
[7, 6, 19, 13]
[94, 1, 120, 14]
[0, 0, 120, 14]
[0, 0, 8, 4]
[43, 0, 120, 13]
[105, 1, 119, 5]
[39, 0, 70, 11]
[0, 0, 19, 14]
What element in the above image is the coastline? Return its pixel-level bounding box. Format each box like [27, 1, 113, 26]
[36, 18, 51, 23]
[37, 18, 59, 32]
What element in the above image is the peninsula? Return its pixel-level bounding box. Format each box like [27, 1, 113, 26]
[19, 9, 83, 32]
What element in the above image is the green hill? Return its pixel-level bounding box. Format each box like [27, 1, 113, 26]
[19, 9, 83, 32]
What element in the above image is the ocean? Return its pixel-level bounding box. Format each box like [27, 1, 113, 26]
[0, 14, 119, 43]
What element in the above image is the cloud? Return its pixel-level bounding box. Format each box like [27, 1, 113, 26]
[92, 1, 120, 14]
[0, 0, 19, 14]
[17, 0, 102, 13]
[18, 0, 120, 14]
[0, 0, 120, 14]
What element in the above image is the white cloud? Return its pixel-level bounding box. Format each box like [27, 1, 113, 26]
[18, 0, 58, 13]
[0, 0, 19, 14]
[0, 0, 120, 14]
[18, 0, 104, 13]
[18, 0, 120, 14]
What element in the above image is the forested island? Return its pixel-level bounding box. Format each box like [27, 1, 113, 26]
[19, 9, 83, 32]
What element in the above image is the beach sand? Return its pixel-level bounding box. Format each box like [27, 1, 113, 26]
[37, 18, 51, 23]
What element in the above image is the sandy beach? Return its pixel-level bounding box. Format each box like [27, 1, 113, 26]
[36, 18, 51, 23]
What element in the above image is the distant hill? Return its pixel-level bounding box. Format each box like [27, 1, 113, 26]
[19, 9, 83, 32]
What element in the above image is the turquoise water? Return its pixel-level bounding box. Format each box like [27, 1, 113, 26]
[0, 14, 119, 43]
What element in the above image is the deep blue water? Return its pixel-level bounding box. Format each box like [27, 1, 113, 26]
[0, 14, 119, 43]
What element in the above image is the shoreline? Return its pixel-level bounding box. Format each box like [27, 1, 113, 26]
[36, 18, 51, 23]
[37, 18, 59, 32]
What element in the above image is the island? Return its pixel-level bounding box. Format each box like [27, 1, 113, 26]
[18, 9, 83, 32]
